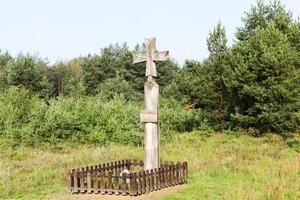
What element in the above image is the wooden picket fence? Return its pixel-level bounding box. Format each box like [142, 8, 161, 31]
[67, 160, 188, 196]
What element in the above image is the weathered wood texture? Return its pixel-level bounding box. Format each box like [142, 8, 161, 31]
[133, 37, 169, 171]
[144, 76, 160, 170]
[133, 38, 169, 77]
[67, 160, 188, 196]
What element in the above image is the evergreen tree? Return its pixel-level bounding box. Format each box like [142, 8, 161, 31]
[82, 43, 132, 95]
[48, 62, 69, 96]
[206, 21, 229, 129]
[3, 54, 51, 97]
[236, 0, 293, 41]
[227, 23, 300, 133]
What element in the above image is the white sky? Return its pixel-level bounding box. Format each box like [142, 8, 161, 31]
[0, 0, 299, 65]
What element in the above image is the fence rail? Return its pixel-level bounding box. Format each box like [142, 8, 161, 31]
[67, 160, 188, 196]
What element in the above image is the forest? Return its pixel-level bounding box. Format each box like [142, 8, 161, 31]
[0, 1, 299, 146]
[0, 1, 300, 199]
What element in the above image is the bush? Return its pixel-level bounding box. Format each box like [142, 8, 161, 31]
[0, 86, 35, 143]
[160, 98, 202, 136]
[0, 87, 203, 146]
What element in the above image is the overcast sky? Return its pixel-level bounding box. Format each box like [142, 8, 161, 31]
[0, 0, 299, 65]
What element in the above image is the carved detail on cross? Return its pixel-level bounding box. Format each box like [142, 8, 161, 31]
[133, 37, 169, 77]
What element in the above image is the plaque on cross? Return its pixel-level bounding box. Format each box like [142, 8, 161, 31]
[133, 38, 169, 77]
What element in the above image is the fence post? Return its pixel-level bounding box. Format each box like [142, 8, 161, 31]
[179, 163, 183, 184]
[108, 171, 112, 194]
[161, 167, 165, 189]
[142, 170, 146, 194]
[168, 165, 172, 187]
[66, 169, 71, 192]
[185, 162, 188, 183]
[80, 168, 85, 193]
[122, 173, 127, 196]
[153, 168, 158, 190]
[138, 171, 142, 195]
[87, 166, 92, 193]
[100, 172, 105, 194]
[129, 173, 133, 196]
[176, 163, 180, 185]
[93, 170, 99, 194]
[157, 168, 161, 190]
[118, 160, 121, 172]
[114, 173, 119, 195]
[73, 169, 78, 193]
[150, 169, 154, 191]
[145, 170, 149, 193]
[165, 166, 169, 187]
[134, 172, 138, 196]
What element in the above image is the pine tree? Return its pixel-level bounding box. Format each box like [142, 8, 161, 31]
[227, 22, 300, 133]
[206, 21, 229, 130]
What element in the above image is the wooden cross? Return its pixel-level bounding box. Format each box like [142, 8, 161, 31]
[133, 38, 169, 77]
[133, 37, 169, 170]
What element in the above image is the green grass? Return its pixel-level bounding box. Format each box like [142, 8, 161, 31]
[0, 132, 299, 200]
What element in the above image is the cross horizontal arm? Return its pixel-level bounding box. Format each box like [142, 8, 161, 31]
[133, 53, 146, 64]
[154, 51, 169, 61]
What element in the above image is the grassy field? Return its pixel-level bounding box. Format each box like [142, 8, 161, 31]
[0, 132, 299, 200]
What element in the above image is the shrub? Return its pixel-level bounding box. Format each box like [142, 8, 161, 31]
[0, 87, 204, 146]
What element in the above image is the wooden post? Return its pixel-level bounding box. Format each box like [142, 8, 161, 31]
[87, 166, 92, 193]
[115, 174, 120, 195]
[138, 171, 142, 195]
[143, 77, 160, 170]
[150, 169, 154, 191]
[80, 168, 85, 193]
[94, 170, 99, 194]
[133, 37, 169, 170]
[122, 173, 127, 195]
[74, 169, 78, 193]
[67, 169, 71, 192]
[100, 172, 105, 194]
[145, 170, 150, 193]
[153, 168, 158, 190]
[132, 172, 137, 196]
[108, 172, 112, 195]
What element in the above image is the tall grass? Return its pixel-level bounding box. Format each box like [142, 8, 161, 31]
[0, 132, 299, 200]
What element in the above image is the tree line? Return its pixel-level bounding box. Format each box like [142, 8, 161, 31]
[0, 1, 299, 143]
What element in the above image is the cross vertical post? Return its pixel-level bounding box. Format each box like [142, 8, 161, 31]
[133, 37, 169, 170]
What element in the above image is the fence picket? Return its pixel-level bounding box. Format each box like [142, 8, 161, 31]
[122, 173, 127, 195]
[115, 174, 119, 195]
[145, 170, 149, 193]
[157, 168, 161, 190]
[67, 169, 71, 192]
[100, 172, 105, 194]
[142, 171, 146, 194]
[93, 170, 99, 194]
[185, 162, 188, 183]
[129, 173, 133, 196]
[164, 166, 168, 187]
[108, 171, 112, 194]
[73, 169, 78, 193]
[80, 168, 85, 193]
[150, 169, 154, 191]
[179, 163, 183, 184]
[137, 171, 142, 195]
[168, 165, 172, 187]
[87, 166, 92, 193]
[176, 163, 180, 185]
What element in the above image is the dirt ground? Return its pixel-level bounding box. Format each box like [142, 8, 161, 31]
[48, 185, 186, 200]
